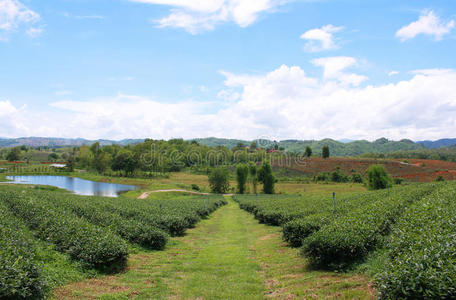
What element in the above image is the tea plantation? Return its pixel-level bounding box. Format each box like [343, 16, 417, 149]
[0, 186, 226, 299]
[235, 182, 456, 299]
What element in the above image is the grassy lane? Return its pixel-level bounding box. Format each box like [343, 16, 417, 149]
[55, 197, 373, 299]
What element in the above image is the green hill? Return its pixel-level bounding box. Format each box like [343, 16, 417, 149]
[194, 137, 424, 156]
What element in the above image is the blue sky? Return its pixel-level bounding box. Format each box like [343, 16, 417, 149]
[1, 0, 456, 141]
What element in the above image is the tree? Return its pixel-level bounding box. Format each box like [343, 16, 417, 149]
[250, 141, 257, 150]
[208, 167, 230, 194]
[248, 162, 258, 194]
[66, 148, 76, 172]
[366, 165, 392, 190]
[305, 146, 312, 157]
[90, 142, 110, 173]
[322, 146, 330, 159]
[258, 161, 275, 194]
[236, 164, 249, 194]
[48, 153, 59, 161]
[6, 147, 21, 161]
[112, 151, 137, 176]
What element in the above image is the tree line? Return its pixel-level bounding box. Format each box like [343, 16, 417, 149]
[208, 161, 276, 194]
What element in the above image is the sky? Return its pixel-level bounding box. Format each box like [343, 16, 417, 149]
[1, 0, 456, 141]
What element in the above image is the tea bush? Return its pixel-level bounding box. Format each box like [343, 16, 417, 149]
[301, 183, 438, 267]
[0, 190, 129, 268]
[0, 201, 46, 299]
[376, 183, 456, 299]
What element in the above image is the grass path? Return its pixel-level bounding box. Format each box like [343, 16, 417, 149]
[55, 197, 374, 299]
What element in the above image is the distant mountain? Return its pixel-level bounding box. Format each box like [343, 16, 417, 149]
[417, 138, 456, 149]
[0, 137, 144, 148]
[194, 137, 424, 156]
[1, 136, 453, 157]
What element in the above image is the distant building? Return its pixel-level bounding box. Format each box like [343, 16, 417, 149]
[50, 164, 66, 168]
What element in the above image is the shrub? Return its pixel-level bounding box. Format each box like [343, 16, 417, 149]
[351, 173, 363, 183]
[301, 184, 437, 268]
[436, 175, 445, 182]
[330, 169, 349, 183]
[366, 165, 392, 190]
[209, 167, 230, 194]
[314, 172, 330, 182]
[376, 183, 456, 299]
[0, 190, 129, 268]
[0, 202, 46, 299]
[393, 178, 403, 185]
[191, 184, 200, 191]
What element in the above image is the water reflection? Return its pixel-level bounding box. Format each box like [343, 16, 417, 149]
[5, 175, 138, 197]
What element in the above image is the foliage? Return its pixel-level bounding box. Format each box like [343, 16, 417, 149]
[330, 168, 349, 183]
[258, 161, 275, 194]
[248, 162, 258, 194]
[366, 165, 392, 190]
[436, 175, 445, 182]
[351, 173, 363, 183]
[301, 183, 437, 268]
[322, 146, 330, 159]
[48, 153, 59, 161]
[314, 172, 330, 182]
[209, 167, 230, 194]
[305, 146, 312, 157]
[393, 177, 403, 185]
[376, 183, 456, 299]
[6, 147, 21, 161]
[0, 189, 129, 269]
[112, 151, 138, 176]
[236, 164, 249, 194]
[0, 201, 46, 299]
[362, 145, 456, 162]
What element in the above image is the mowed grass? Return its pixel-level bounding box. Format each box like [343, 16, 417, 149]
[55, 197, 373, 299]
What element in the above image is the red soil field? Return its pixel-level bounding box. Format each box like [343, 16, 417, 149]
[273, 157, 456, 182]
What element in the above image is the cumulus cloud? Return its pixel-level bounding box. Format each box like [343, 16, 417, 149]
[2, 66, 456, 141]
[396, 10, 455, 41]
[0, 0, 40, 40]
[215, 65, 456, 140]
[300, 24, 344, 52]
[129, 0, 290, 34]
[311, 56, 368, 86]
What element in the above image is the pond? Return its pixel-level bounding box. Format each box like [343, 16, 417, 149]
[5, 175, 138, 197]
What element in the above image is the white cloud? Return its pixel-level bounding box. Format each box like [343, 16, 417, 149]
[311, 56, 368, 86]
[300, 24, 344, 52]
[388, 71, 399, 76]
[214, 66, 456, 141]
[396, 10, 455, 41]
[2, 66, 456, 141]
[0, 0, 40, 40]
[130, 0, 290, 34]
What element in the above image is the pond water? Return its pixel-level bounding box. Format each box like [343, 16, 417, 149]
[5, 175, 138, 197]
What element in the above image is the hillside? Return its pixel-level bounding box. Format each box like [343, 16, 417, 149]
[273, 157, 456, 182]
[417, 138, 456, 149]
[0, 137, 145, 148]
[0, 136, 448, 157]
[195, 137, 424, 156]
